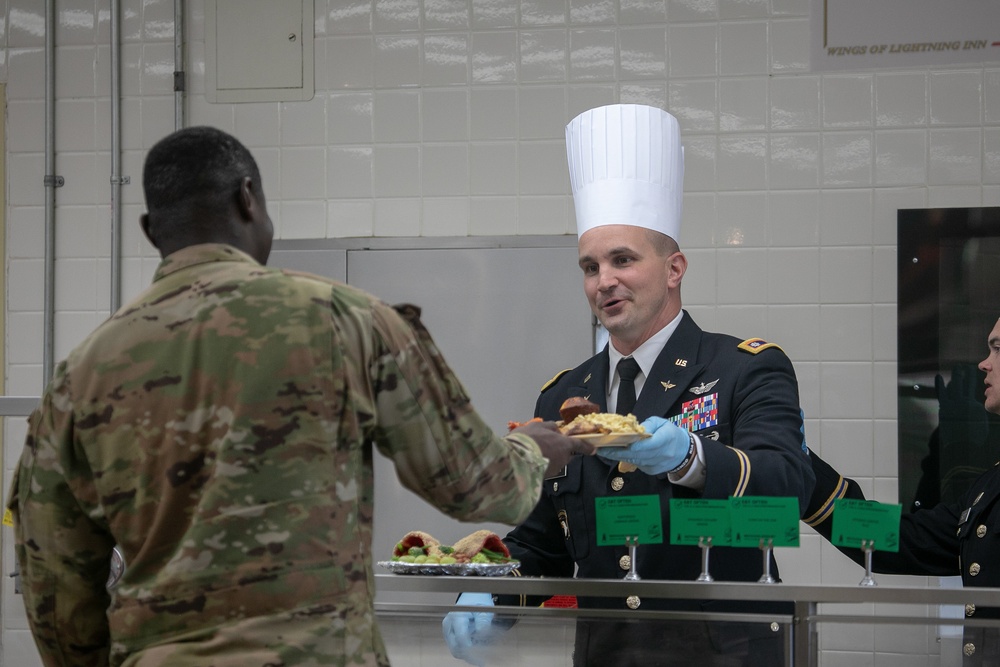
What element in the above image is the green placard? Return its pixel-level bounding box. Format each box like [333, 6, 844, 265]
[595, 494, 664, 546]
[730, 496, 800, 547]
[669, 498, 732, 546]
[831, 498, 901, 552]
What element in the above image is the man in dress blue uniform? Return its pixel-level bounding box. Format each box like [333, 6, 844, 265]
[804, 315, 1000, 665]
[444, 104, 816, 666]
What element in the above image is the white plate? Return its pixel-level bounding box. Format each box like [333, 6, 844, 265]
[569, 432, 651, 447]
[378, 560, 520, 576]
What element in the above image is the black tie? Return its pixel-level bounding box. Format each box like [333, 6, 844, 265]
[616, 357, 641, 415]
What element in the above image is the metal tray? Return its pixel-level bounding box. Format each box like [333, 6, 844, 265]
[377, 560, 520, 576]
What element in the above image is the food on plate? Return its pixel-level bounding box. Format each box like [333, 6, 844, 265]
[392, 530, 450, 562]
[554, 398, 645, 472]
[451, 529, 515, 564]
[506, 416, 542, 431]
[562, 412, 645, 436]
[555, 398, 645, 436]
[507, 398, 646, 436]
[389, 530, 516, 565]
[559, 396, 600, 422]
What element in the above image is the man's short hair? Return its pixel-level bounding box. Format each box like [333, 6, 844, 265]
[143, 126, 262, 217]
[645, 229, 680, 256]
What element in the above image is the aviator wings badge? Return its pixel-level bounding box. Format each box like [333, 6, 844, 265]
[689, 379, 719, 395]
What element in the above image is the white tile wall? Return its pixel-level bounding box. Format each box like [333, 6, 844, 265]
[4, 0, 1000, 663]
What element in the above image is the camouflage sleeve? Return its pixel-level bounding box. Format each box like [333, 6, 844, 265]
[6, 363, 113, 667]
[363, 302, 547, 525]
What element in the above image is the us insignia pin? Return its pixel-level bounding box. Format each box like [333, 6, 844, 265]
[675, 358, 688, 367]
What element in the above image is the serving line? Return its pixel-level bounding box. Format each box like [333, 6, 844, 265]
[375, 574, 1000, 666]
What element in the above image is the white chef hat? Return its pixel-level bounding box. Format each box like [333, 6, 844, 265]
[565, 104, 684, 242]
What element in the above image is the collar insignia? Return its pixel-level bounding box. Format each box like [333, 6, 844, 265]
[689, 379, 719, 395]
[661, 381, 676, 391]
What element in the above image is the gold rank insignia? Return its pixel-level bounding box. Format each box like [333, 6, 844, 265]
[738, 338, 784, 354]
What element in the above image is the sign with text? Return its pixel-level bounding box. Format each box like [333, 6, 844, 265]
[831, 498, 902, 552]
[595, 495, 664, 546]
[669, 498, 732, 546]
[811, 0, 1000, 71]
[730, 496, 800, 548]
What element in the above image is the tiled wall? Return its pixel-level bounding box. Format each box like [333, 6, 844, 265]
[3, 0, 1000, 664]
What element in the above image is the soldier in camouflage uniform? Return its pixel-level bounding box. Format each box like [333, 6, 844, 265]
[6, 126, 593, 667]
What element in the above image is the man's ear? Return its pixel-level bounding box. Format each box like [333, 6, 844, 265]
[236, 176, 256, 220]
[140, 213, 159, 249]
[667, 251, 687, 287]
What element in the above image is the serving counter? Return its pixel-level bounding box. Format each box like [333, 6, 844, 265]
[374, 574, 1000, 666]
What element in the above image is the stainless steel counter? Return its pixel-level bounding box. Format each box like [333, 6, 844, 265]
[375, 574, 1000, 666]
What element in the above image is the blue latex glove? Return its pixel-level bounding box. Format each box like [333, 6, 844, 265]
[598, 416, 692, 475]
[442, 592, 499, 666]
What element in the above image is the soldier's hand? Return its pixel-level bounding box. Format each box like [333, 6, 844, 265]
[442, 592, 500, 667]
[512, 420, 596, 477]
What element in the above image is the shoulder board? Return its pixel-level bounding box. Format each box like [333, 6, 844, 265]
[737, 338, 783, 355]
[540, 369, 572, 393]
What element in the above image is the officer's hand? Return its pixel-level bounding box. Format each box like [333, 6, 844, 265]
[597, 417, 692, 475]
[442, 592, 500, 666]
[512, 420, 597, 477]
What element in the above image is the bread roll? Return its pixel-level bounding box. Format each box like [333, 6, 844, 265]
[559, 396, 600, 422]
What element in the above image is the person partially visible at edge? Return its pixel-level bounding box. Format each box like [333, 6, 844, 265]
[804, 316, 1000, 665]
[5, 125, 595, 667]
[443, 104, 816, 667]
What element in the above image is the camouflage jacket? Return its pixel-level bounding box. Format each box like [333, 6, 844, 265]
[7, 243, 548, 667]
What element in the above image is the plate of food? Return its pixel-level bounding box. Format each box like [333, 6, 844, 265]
[377, 560, 520, 576]
[568, 431, 651, 447]
[380, 530, 520, 577]
[555, 397, 648, 447]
